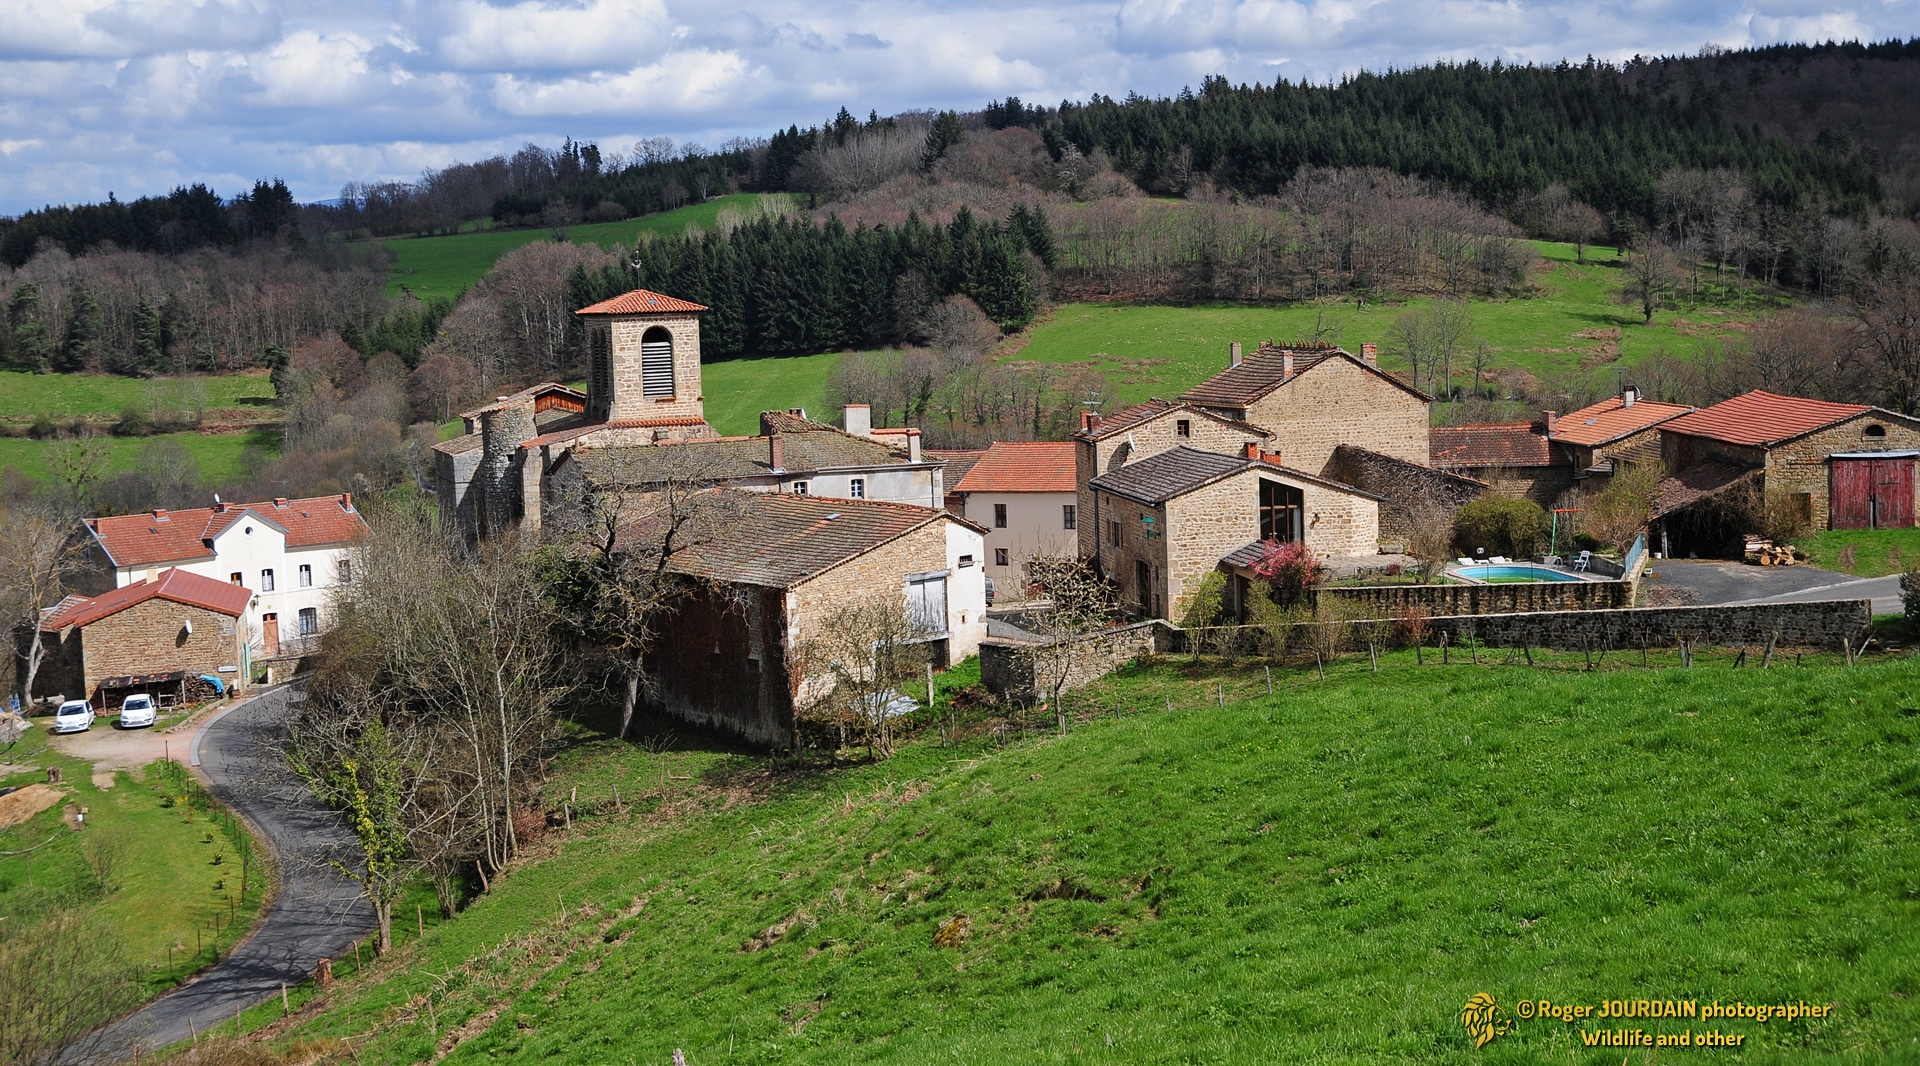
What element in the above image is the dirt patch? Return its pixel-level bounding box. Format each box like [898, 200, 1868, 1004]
[0, 782, 66, 829]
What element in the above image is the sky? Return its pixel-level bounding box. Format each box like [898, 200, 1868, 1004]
[2, 0, 1918, 215]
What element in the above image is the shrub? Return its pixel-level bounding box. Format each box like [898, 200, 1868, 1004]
[1177, 570, 1230, 659]
[1903, 567, 1920, 621]
[1246, 583, 1309, 660]
[1452, 496, 1550, 558]
[112, 403, 152, 437]
[1249, 539, 1324, 604]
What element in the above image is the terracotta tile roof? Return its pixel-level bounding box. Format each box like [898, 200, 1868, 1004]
[1548, 397, 1694, 447]
[1178, 344, 1431, 409]
[521, 415, 715, 449]
[1089, 445, 1381, 505]
[926, 449, 987, 484]
[1430, 423, 1562, 468]
[953, 442, 1076, 494]
[86, 495, 367, 568]
[1651, 462, 1760, 519]
[574, 289, 710, 315]
[43, 568, 251, 630]
[1661, 390, 1871, 447]
[619, 491, 978, 590]
[1075, 399, 1267, 442]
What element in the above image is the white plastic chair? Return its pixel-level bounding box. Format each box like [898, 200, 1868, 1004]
[1573, 551, 1592, 572]
[1457, 557, 1476, 567]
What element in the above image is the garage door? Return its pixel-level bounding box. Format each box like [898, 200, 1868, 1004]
[1830, 455, 1916, 529]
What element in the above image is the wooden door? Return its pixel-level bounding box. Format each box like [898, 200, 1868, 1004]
[1831, 457, 1916, 529]
[1831, 460, 1873, 529]
[262, 613, 279, 655]
[1873, 456, 1915, 528]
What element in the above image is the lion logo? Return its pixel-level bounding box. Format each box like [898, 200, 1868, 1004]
[1460, 992, 1511, 1049]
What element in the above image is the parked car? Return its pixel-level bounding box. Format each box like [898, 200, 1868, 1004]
[984, 576, 997, 606]
[52, 699, 95, 734]
[117, 693, 157, 729]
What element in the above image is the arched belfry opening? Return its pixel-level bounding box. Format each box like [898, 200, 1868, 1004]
[641, 326, 675, 397]
[587, 324, 614, 420]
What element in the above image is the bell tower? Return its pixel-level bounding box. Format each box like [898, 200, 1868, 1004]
[573, 289, 709, 424]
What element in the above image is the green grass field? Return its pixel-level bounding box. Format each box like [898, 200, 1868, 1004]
[0, 735, 268, 997]
[1799, 528, 1920, 578]
[0, 428, 276, 484]
[0, 370, 274, 419]
[381, 194, 785, 301]
[238, 651, 1918, 1064]
[702, 352, 840, 436]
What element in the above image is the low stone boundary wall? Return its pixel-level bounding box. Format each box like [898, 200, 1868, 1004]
[1320, 579, 1630, 615]
[980, 620, 1177, 703]
[1426, 599, 1872, 652]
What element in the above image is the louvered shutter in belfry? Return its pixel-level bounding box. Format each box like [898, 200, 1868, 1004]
[641, 335, 675, 396]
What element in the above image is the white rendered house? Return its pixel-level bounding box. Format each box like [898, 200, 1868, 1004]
[82, 494, 370, 657]
[947, 441, 1079, 595]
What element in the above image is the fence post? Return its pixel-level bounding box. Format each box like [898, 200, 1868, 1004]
[1265, 665, 1272, 694]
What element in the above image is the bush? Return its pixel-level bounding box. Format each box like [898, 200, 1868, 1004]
[112, 403, 151, 437]
[1903, 567, 1920, 621]
[1452, 496, 1550, 558]
[1249, 539, 1324, 604]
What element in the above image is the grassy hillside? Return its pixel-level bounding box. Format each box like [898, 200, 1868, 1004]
[0, 428, 275, 484]
[243, 652, 1918, 1063]
[701, 352, 840, 436]
[0, 370, 273, 419]
[381, 194, 785, 301]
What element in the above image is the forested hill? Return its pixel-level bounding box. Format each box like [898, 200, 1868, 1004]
[1052, 56, 1891, 217]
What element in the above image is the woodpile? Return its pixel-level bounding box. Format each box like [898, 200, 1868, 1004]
[1743, 538, 1807, 566]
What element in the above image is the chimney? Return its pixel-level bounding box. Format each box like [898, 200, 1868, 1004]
[152, 508, 168, 521]
[905, 430, 922, 462]
[1230, 341, 1243, 367]
[1244, 442, 1259, 459]
[1281, 351, 1294, 379]
[1361, 342, 1378, 367]
[1621, 385, 1638, 408]
[273, 497, 288, 508]
[844, 403, 871, 437]
[341, 492, 353, 511]
[769, 432, 785, 472]
[1542, 410, 1557, 434]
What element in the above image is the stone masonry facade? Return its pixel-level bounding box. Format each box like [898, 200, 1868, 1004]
[1426, 599, 1871, 651]
[588, 311, 706, 423]
[41, 598, 247, 705]
[1764, 413, 1920, 530]
[1075, 409, 1268, 558]
[1241, 358, 1430, 471]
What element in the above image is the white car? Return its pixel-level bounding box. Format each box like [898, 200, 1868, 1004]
[117, 693, 157, 729]
[52, 699, 95, 734]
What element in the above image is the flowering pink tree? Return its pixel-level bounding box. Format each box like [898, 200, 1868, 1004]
[1249, 539, 1324, 605]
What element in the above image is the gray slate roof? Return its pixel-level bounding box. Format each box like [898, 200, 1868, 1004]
[1089, 445, 1385, 505]
[569, 426, 919, 488]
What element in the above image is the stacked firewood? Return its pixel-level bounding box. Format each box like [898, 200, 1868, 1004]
[1743, 537, 1805, 566]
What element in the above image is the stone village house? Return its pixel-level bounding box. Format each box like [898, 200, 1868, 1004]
[36, 568, 251, 707]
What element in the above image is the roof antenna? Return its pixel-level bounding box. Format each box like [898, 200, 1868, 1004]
[213, 493, 221, 504]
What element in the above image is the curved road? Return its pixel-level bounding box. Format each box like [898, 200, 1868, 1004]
[81, 683, 373, 1058]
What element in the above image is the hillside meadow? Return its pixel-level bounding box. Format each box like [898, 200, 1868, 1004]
[222, 650, 1918, 1064]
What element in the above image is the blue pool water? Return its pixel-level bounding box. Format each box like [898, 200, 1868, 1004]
[1450, 564, 1585, 583]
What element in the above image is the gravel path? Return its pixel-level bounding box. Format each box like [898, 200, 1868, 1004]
[75, 683, 372, 1059]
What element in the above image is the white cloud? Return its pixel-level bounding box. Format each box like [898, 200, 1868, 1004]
[0, 0, 1917, 212]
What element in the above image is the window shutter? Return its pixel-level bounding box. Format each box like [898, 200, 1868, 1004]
[641, 335, 675, 397]
[907, 576, 947, 634]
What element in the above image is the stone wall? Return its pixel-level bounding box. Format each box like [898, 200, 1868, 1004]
[979, 620, 1178, 703]
[605, 312, 705, 423]
[1445, 464, 1578, 510]
[1244, 357, 1430, 470]
[1324, 445, 1484, 544]
[1425, 599, 1871, 651]
[73, 600, 246, 704]
[787, 519, 960, 706]
[1321, 579, 1631, 615]
[1765, 412, 1920, 529]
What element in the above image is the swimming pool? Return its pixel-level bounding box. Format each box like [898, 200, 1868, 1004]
[1448, 564, 1586, 583]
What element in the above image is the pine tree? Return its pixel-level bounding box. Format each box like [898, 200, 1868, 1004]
[6, 282, 54, 372]
[55, 287, 102, 372]
[130, 298, 165, 376]
[921, 111, 966, 172]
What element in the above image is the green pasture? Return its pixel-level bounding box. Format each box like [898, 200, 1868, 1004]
[1799, 527, 1920, 579]
[0, 370, 274, 419]
[0, 736, 267, 998]
[381, 193, 784, 302]
[0, 428, 276, 485]
[252, 651, 1917, 1064]
[702, 352, 840, 436]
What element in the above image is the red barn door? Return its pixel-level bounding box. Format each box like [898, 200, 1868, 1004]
[1873, 456, 1915, 528]
[1831, 456, 1916, 529]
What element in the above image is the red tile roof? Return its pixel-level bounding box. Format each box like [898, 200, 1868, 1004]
[574, 289, 710, 315]
[1548, 397, 1693, 447]
[86, 495, 367, 568]
[43, 568, 251, 630]
[952, 442, 1076, 494]
[1430, 423, 1562, 468]
[1661, 390, 1871, 447]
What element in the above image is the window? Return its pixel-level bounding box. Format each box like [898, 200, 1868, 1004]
[298, 607, 318, 636]
[1062, 504, 1076, 530]
[793, 481, 809, 495]
[229, 572, 243, 585]
[588, 327, 612, 417]
[994, 503, 1008, 528]
[260, 569, 275, 592]
[849, 478, 866, 499]
[995, 548, 1010, 567]
[906, 575, 947, 634]
[1176, 419, 1191, 437]
[1108, 520, 1121, 547]
[958, 554, 974, 567]
[1259, 479, 1305, 542]
[640, 326, 675, 397]
[1865, 423, 1887, 438]
[298, 564, 312, 588]
[337, 559, 351, 581]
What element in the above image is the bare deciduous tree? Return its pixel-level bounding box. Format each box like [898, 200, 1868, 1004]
[796, 592, 933, 759]
[1017, 555, 1119, 732]
[1, 499, 89, 709]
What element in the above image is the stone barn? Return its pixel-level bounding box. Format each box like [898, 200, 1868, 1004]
[36, 568, 250, 707]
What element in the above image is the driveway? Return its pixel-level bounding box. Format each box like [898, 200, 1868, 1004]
[73, 683, 373, 1059]
[1642, 560, 1903, 614]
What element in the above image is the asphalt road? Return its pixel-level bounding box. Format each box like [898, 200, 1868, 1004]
[1643, 559, 1903, 614]
[77, 683, 372, 1059]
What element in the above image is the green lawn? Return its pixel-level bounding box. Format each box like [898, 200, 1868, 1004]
[247, 651, 1918, 1064]
[381, 194, 786, 301]
[0, 735, 268, 998]
[0, 428, 276, 484]
[702, 352, 840, 436]
[0, 370, 274, 419]
[1799, 527, 1920, 578]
